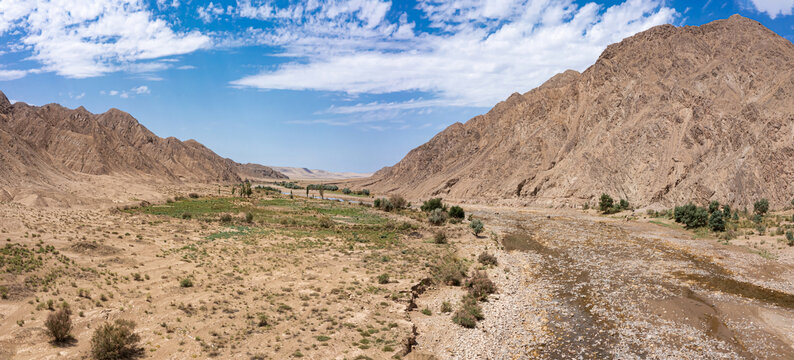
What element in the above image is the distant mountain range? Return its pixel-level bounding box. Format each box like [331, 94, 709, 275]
[0, 93, 285, 204]
[362, 15, 794, 208]
[269, 166, 372, 180]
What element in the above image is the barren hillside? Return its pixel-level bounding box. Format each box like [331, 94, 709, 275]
[0, 92, 284, 204]
[364, 15, 794, 208]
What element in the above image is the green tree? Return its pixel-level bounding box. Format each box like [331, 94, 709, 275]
[470, 219, 484, 236]
[599, 194, 614, 213]
[708, 210, 725, 232]
[449, 206, 465, 219]
[753, 199, 769, 215]
[708, 200, 720, 213]
[421, 198, 445, 212]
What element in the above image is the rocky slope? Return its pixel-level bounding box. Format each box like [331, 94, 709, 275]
[236, 163, 289, 180]
[364, 15, 794, 208]
[0, 92, 284, 203]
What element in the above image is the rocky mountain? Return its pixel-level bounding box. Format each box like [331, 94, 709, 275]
[363, 15, 794, 208]
[236, 163, 289, 180]
[0, 92, 285, 202]
[270, 166, 372, 180]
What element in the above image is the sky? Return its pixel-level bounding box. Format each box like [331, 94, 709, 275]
[0, 0, 793, 173]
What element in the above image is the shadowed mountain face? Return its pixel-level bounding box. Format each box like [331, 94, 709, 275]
[364, 15, 794, 208]
[0, 93, 284, 200]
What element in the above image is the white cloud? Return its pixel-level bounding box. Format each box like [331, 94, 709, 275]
[231, 0, 677, 108]
[102, 85, 151, 98]
[0, 0, 210, 78]
[749, 0, 794, 18]
[0, 69, 27, 81]
[177, 65, 196, 70]
[198, 2, 226, 23]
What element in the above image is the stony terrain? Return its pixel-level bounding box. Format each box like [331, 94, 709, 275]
[362, 15, 794, 209]
[408, 206, 794, 359]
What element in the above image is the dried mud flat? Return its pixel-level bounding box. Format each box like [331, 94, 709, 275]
[409, 207, 794, 359]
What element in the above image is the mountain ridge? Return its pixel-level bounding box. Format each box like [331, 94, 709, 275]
[364, 15, 794, 208]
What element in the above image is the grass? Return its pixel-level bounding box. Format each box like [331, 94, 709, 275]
[648, 220, 683, 230]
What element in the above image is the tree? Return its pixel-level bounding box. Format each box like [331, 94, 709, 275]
[470, 219, 484, 236]
[708, 200, 720, 214]
[709, 210, 725, 232]
[90, 319, 141, 360]
[449, 206, 465, 219]
[753, 199, 769, 216]
[598, 194, 614, 213]
[674, 203, 709, 229]
[722, 204, 731, 217]
[421, 198, 445, 212]
[618, 199, 630, 211]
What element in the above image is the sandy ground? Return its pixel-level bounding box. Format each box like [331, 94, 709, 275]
[2, 185, 793, 359]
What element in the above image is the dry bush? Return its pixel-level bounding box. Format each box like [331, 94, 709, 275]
[477, 252, 497, 266]
[431, 255, 466, 286]
[467, 270, 496, 301]
[90, 319, 141, 360]
[45, 308, 72, 343]
[428, 208, 447, 226]
[433, 231, 447, 244]
[389, 195, 408, 210]
[452, 295, 483, 328]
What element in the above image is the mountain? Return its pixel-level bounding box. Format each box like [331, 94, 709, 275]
[0, 93, 285, 203]
[270, 166, 372, 180]
[363, 15, 794, 208]
[236, 163, 289, 180]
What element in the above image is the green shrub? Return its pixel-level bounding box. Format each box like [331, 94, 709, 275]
[179, 277, 193, 288]
[708, 201, 720, 213]
[360, 189, 370, 196]
[188, 193, 199, 199]
[431, 256, 466, 286]
[433, 231, 447, 244]
[220, 214, 233, 223]
[754, 199, 769, 216]
[674, 203, 709, 229]
[181, 213, 191, 220]
[785, 231, 794, 246]
[598, 194, 614, 213]
[452, 295, 483, 328]
[45, 308, 72, 343]
[377, 273, 390, 284]
[469, 219, 484, 236]
[342, 188, 352, 194]
[428, 208, 447, 226]
[618, 199, 629, 211]
[257, 313, 268, 327]
[420, 307, 432, 316]
[709, 210, 725, 232]
[722, 204, 731, 217]
[477, 252, 497, 266]
[448, 206, 465, 219]
[421, 198, 445, 212]
[90, 319, 141, 360]
[245, 212, 254, 223]
[466, 271, 496, 301]
[440, 301, 452, 313]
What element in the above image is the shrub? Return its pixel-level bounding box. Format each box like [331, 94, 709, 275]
[477, 252, 497, 266]
[181, 213, 191, 220]
[428, 208, 447, 226]
[421, 307, 432, 316]
[440, 301, 452, 313]
[245, 212, 254, 223]
[448, 206, 465, 219]
[179, 277, 193, 288]
[708, 201, 720, 213]
[469, 219, 484, 236]
[421, 198, 445, 212]
[452, 295, 483, 328]
[709, 210, 725, 232]
[433, 231, 447, 244]
[342, 188, 352, 195]
[674, 203, 709, 229]
[360, 189, 370, 196]
[618, 199, 630, 211]
[45, 308, 72, 343]
[188, 193, 199, 199]
[389, 195, 408, 210]
[723, 204, 731, 217]
[431, 256, 466, 286]
[754, 199, 769, 216]
[377, 273, 390, 284]
[785, 230, 794, 246]
[220, 214, 233, 223]
[90, 319, 141, 360]
[466, 271, 496, 301]
[598, 194, 614, 213]
[257, 313, 268, 327]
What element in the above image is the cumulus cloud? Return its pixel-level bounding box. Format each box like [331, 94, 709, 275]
[0, 69, 27, 81]
[748, 0, 794, 18]
[0, 0, 210, 78]
[230, 0, 677, 108]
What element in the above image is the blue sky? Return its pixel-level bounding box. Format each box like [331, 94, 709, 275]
[1, 0, 793, 173]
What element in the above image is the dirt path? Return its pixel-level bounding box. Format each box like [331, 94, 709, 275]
[410, 208, 794, 359]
